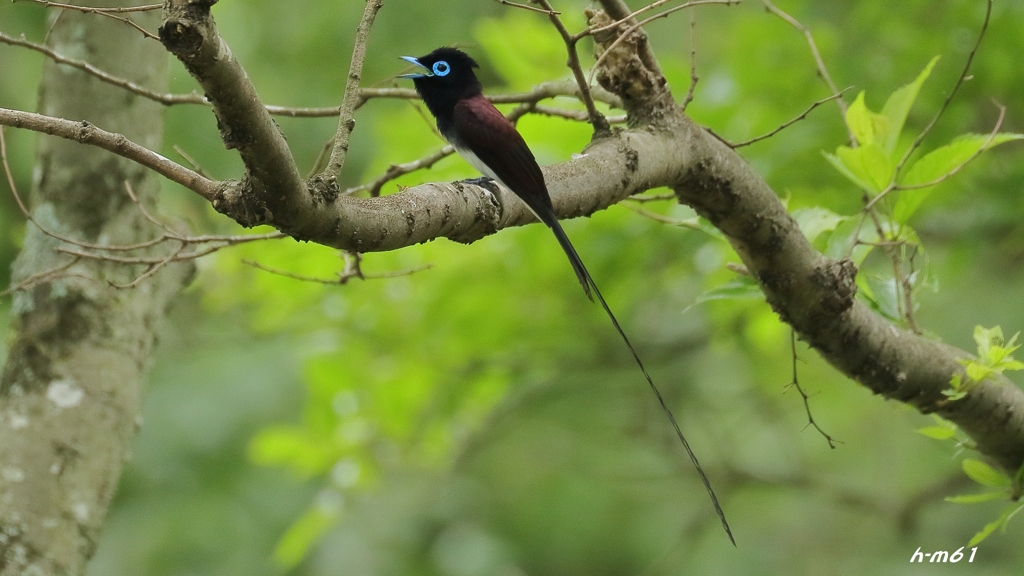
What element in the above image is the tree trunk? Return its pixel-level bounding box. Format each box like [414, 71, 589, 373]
[0, 2, 190, 574]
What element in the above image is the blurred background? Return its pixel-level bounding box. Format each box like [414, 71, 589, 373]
[1, 0, 1022, 574]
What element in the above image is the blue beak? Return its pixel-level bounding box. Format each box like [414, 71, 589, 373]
[397, 56, 430, 79]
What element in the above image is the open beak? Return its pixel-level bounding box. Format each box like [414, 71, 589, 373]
[397, 56, 430, 79]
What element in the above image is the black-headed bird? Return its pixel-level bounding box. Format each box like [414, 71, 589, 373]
[399, 47, 732, 544]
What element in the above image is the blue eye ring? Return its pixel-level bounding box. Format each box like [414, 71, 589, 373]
[432, 61, 450, 77]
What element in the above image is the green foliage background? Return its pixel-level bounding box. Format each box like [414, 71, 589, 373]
[2, 0, 1023, 574]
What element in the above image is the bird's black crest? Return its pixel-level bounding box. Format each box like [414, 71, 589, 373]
[415, 47, 479, 71]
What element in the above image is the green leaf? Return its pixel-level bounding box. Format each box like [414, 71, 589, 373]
[694, 216, 726, 240]
[968, 516, 1003, 546]
[975, 325, 1004, 357]
[862, 274, 902, 323]
[878, 56, 940, 154]
[1014, 461, 1024, 500]
[891, 191, 926, 226]
[945, 491, 1009, 504]
[792, 207, 847, 245]
[823, 216, 878, 266]
[248, 427, 339, 476]
[273, 493, 343, 568]
[895, 133, 1024, 223]
[942, 389, 968, 401]
[962, 458, 1011, 488]
[845, 91, 886, 147]
[966, 501, 1024, 546]
[965, 362, 994, 383]
[692, 278, 764, 305]
[833, 143, 894, 193]
[824, 151, 875, 192]
[1001, 359, 1024, 371]
[901, 133, 1024, 188]
[917, 426, 956, 440]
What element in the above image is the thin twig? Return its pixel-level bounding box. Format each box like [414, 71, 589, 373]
[324, 0, 383, 179]
[900, 245, 922, 333]
[589, 0, 709, 35]
[54, 237, 276, 266]
[114, 241, 187, 289]
[1, 35, 625, 118]
[15, 0, 161, 13]
[895, 103, 1005, 192]
[865, 102, 1005, 211]
[172, 145, 211, 179]
[787, 330, 839, 449]
[680, 8, 699, 112]
[513, 103, 627, 124]
[840, 211, 870, 262]
[534, 0, 610, 135]
[761, 0, 854, 145]
[3, 127, 288, 292]
[587, 1, 740, 89]
[357, 145, 454, 197]
[731, 87, 852, 148]
[864, 206, 919, 331]
[242, 254, 432, 285]
[18, 0, 159, 40]
[628, 192, 677, 203]
[0, 257, 82, 298]
[491, 0, 559, 15]
[620, 202, 702, 231]
[122, 181, 181, 236]
[307, 136, 336, 179]
[6, 127, 163, 253]
[0, 31, 205, 105]
[892, 0, 993, 179]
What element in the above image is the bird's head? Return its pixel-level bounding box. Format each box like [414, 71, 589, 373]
[398, 47, 483, 113]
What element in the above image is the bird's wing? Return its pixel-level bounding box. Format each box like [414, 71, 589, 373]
[448, 95, 555, 221]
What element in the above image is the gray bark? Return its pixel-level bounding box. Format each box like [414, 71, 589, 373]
[0, 2, 191, 574]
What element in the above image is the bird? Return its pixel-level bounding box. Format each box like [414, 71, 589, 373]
[399, 47, 733, 544]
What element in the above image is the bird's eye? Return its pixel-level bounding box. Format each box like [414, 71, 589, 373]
[432, 61, 450, 77]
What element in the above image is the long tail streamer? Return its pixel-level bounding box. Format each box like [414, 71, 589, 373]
[548, 219, 735, 546]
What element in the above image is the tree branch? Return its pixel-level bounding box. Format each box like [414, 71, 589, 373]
[158, 0, 307, 231]
[323, 0, 382, 180]
[761, 0, 854, 144]
[1, 30, 624, 117]
[0, 108, 216, 199]
[673, 121, 1024, 474]
[17, 0, 161, 39]
[533, 0, 610, 135]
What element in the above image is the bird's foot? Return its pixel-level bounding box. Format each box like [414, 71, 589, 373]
[463, 177, 501, 196]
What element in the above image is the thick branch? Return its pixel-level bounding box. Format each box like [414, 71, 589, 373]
[596, 0, 665, 80]
[573, 8, 1024, 474]
[674, 123, 1024, 474]
[158, 0, 306, 229]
